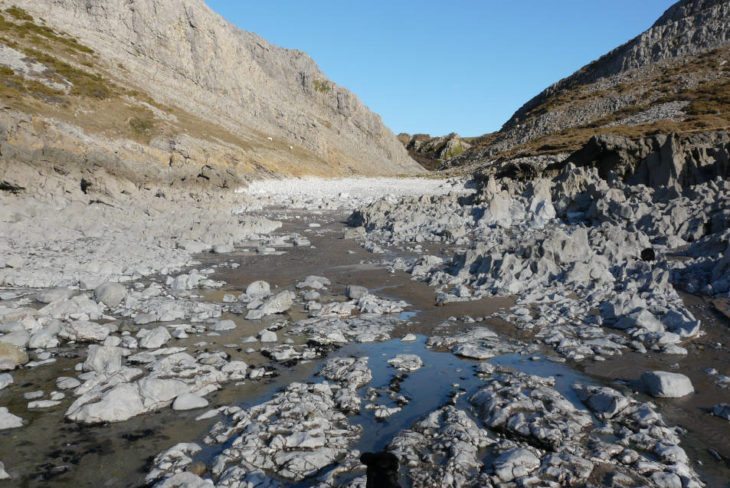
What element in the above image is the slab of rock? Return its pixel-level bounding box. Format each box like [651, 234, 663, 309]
[210, 320, 236, 332]
[493, 448, 541, 483]
[35, 288, 75, 304]
[139, 327, 172, 349]
[387, 354, 423, 372]
[245, 291, 295, 320]
[389, 406, 492, 487]
[172, 393, 209, 411]
[641, 371, 694, 398]
[59, 321, 111, 342]
[574, 384, 630, 419]
[206, 382, 360, 482]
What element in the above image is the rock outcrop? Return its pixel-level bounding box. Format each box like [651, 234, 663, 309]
[398, 133, 472, 170]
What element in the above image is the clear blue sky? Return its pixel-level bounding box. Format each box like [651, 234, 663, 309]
[207, 0, 676, 137]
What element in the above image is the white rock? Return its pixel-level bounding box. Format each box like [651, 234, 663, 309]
[245, 281, 271, 300]
[401, 333, 417, 342]
[387, 354, 423, 372]
[172, 393, 209, 411]
[66, 382, 145, 424]
[28, 400, 61, 409]
[245, 291, 295, 320]
[0, 373, 13, 390]
[641, 371, 694, 398]
[494, 448, 541, 482]
[84, 345, 123, 374]
[139, 327, 172, 349]
[35, 288, 75, 304]
[0, 407, 23, 430]
[60, 321, 111, 342]
[296, 275, 331, 290]
[93, 282, 127, 308]
[258, 330, 277, 343]
[56, 376, 81, 390]
[210, 320, 236, 332]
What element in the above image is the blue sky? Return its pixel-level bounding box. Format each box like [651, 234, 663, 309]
[207, 0, 676, 137]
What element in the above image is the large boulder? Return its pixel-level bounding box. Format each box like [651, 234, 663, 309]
[93, 282, 127, 308]
[641, 371, 694, 398]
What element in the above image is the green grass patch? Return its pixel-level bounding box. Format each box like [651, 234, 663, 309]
[313, 79, 332, 94]
[5, 6, 33, 22]
[22, 48, 112, 99]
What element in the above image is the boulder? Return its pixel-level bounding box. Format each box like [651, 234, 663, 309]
[139, 327, 172, 349]
[258, 330, 277, 343]
[641, 371, 694, 398]
[245, 291, 295, 320]
[84, 345, 123, 374]
[0, 343, 29, 371]
[245, 281, 271, 300]
[345, 285, 369, 300]
[93, 282, 127, 308]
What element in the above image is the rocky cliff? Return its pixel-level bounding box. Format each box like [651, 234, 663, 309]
[0, 0, 421, 196]
[451, 0, 730, 166]
[397, 133, 472, 170]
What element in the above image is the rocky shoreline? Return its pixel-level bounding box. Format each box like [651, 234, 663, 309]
[1, 176, 729, 486]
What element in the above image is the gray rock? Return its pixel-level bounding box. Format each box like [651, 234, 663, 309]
[139, 327, 172, 349]
[712, 403, 730, 421]
[245, 291, 295, 320]
[345, 285, 369, 300]
[210, 320, 236, 332]
[93, 282, 127, 308]
[493, 448, 541, 482]
[84, 345, 123, 374]
[245, 281, 271, 301]
[296, 275, 331, 290]
[35, 288, 75, 304]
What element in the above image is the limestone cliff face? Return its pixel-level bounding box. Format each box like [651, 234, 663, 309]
[0, 0, 420, 189]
